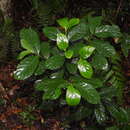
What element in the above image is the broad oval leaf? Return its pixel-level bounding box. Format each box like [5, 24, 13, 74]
[57, 17, 69, 30]
[50, 70, 64, 79]
[91, 53, 108, 70]
[43, 87, 61, 100]
[43, 27, 60, 41]
[69, 18, 80, 28]
[95, 104, 106, 124]
[14, 56, 39, 80]
[34, 60, 46, 76]
[68, 23, 88, 41]
[74, 81, 101, 104]
[79, 46, 95, 59]
[70, 76, 103, 89]
[70, 42, 86, 57]
[35, 78, 67, 91]
[57, 33, 68, 51]
[40, 42, 50, 59]
[66, 63, 77, 74]
[95, 25, 122, 38]
[66, 85, 81, 106]
[78, 59, 93, 79]
[45, 55, 65, 70]
[88, 16, 102, 34]
[20, 28, 40, 54]
[91, 40, 116, 57]
[17, 50, 31, 60]
[65, 50, 73, 59]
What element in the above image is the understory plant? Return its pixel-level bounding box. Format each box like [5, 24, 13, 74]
[14, 15, 130, 128]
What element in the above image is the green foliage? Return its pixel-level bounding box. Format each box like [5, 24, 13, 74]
[14, 16, 128, 125]
[120, 34, 130, 57]
[57, 17, 80, 30]
[57, 33, 69, 51]
[94, 104, 106, 124]
[31, 0, 67, 27]
[45, 55, 65, 70]
[66, 85, 81, 106]
[79, 45, 95, 59]
[14, 56, 39, 80]
[77, 59, 93, 79]
[0, 17, 20, 62]
[43, 27, 60, 41]
[20, 28, 40, 54]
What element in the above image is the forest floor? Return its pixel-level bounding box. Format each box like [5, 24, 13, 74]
[0, 62, 64, 130]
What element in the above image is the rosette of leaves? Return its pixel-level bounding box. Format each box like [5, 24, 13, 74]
[14, 16, 128, 124]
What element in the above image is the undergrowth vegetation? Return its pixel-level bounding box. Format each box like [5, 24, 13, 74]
[13, 14, 130, 129]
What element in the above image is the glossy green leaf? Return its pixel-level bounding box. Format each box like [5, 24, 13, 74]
[79, 46, 95, 59]
[66, 63, 77, 74]
[57, 33, 68, 51]
[34, 60, 46, 76]
[91, 40, 116, 57]
[43, 27, 60, 41]
[57, 18, 80, 30]
[70, 42, 86, 57]
[50, 70, 64, 79]
[69, 18, 80, 28]
[88, 16, 102, 34]
[70, 76, 103, 89]
[95, 104, 106, 124]
[68, 23, 88, 41]
[20, 28, 40, 54]
[45, 55, 65, 70]
[57, 17, 69, 30]
[43, 87, 61, 100]
[74, 81, 101, 104]
[17, 50, 31, 60]
[40, 42, 50, 59]
[66, 85, 81, 106]
[91, 54, 108, 70]
[77, 59, 93, 79]
[35, 78, 68, 92]
[65, 50, 73, 59]
[14, 56, 39, 80]
[95, 25, 121, 38]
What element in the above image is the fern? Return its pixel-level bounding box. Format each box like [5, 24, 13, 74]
[0, 17, 20, 62]
[31, 0, 66, 28]
[103, 53, 125, 104]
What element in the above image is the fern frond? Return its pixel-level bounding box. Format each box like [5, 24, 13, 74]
[32, 0, 66, 28]
[0, 17, 20, 62]
[104, 53, 126, 104]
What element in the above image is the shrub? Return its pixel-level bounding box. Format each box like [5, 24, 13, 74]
[14, 15, 129, 126]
